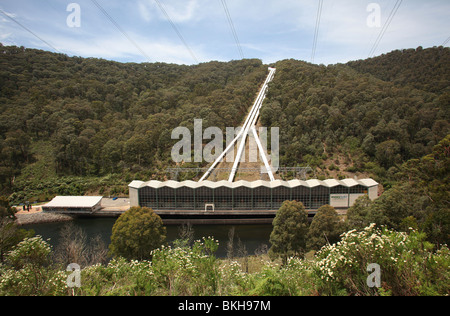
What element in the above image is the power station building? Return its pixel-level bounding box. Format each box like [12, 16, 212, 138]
[129, 178, 378, 211]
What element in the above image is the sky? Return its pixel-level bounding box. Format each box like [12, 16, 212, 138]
[0, 0, 449, 65]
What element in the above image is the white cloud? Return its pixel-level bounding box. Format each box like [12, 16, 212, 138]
[1, 0, 449, 65]
[163, 0, 198, 23]
[138, 0, 200, 24]
[52, 31, 211, 65]
[137, 1, 153, 22]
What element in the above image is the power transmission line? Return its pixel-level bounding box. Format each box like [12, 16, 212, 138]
[154, 0, 199, 64]
[443, 36, 450, 47]
[0, 8, 60, 53]
[368, 0, 403, 58]
[220, 0, 244, 59]
[311, 0, 323, 63]
[90, 0, 152, 62]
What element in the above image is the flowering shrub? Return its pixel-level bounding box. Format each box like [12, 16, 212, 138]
[313, 224, 450, 296]
[0, 228, 447, 296]
[150, 237, 220, 296]
[244, 257, 315, 296]
[218, 260, 250, 295]
[56, 237, 222, 296]
[77, 258, 153, 296]
[0, 237, 67, 296]
[6, 236, 52, 269]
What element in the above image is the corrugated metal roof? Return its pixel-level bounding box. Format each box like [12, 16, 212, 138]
[358, 178, 379, 187]
[288, 179, 309, 187]
[129, 181, 145, 189]
[340, 179, 360, 187]
[270, 180, 291, 188]
[129, 178, 378, 190]
[44, 196, 103, 208]
[183, 180, 201, 188]
[232, 180, 253, 188]
[305, 179, 322, 188]
[322, 179, 341, 187]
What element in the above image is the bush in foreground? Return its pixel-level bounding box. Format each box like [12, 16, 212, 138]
[0, 225, 448, 296]
[313, 224, 450, 296]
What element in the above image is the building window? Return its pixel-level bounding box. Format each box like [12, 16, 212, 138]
[196, 187, 214, 209]
[272, 186, 291, 210]
[177, 187, 195, 210]
[158, 187, 176, 210]
[214, 187, 233, 210]
[350, 185, 367, 194]
[330, 185, 348, 195]
[234, 187, 253, 210]
[292, 186, 310, 209]
[139, 187, 157, 209]
[253, 186, 272, 210]
[310, 186, 329, 209]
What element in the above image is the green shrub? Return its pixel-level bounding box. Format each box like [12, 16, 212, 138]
[109, 207, 166, 261]
[313, 224, 450, 296]
[0, 237, 67, 296]
[1, 226, 447, 296]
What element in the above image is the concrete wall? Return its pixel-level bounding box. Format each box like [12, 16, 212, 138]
[129, 187, 139, 207]
[368, 186, 379, 201]
[93, 202, 102, 212]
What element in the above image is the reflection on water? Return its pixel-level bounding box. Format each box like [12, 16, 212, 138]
[25, 218, 273, 258]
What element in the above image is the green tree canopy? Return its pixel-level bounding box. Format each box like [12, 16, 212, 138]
[307, 205, 344, 251]
[0, 196, 16, 222]
[109, 207, 166, 261]
[269, 201, 309, 264]
[346, 195, 373, 231]
[343, 135, 450, 246]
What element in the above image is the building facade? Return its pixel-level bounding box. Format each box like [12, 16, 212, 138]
[129, 178, 378, 211]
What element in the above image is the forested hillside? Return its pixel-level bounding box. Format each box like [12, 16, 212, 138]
[262, 47, 449, 181]
[348, 46, 450, 93]
[0, 45, 267, 201]
[0, 44, 449, 203]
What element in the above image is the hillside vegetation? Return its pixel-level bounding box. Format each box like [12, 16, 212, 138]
[0, 45, 449, 203]
[263, 47, 449, 181]
[0, 45, 267, 201]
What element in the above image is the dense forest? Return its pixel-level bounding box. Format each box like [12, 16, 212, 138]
[263, 47, 449, 180]
[0, 45, 267, 201]
[0, 44, 449, 204]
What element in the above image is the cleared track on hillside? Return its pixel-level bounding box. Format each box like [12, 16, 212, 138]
[200, 67, 276, 182]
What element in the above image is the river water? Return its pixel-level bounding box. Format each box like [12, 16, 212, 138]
[24, 218, 273, 258]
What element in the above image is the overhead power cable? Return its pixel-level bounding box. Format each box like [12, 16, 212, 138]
[154, 0, 199, 64]
[220, 0, 244, 59]
[311, 0, 323, 63]
[0, 8, 60, 53]
[368, 0, 403, 58]
[443, 36, 450, 47]
[91, 0, 152, 62]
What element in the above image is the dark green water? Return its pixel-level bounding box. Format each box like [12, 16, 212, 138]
[24, 218, 273, 258]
